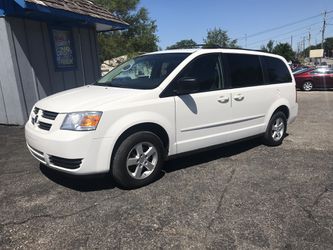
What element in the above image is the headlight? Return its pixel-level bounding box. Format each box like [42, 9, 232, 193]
[61, 112, 102, 131]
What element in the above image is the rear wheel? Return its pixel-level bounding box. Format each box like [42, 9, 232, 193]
[302, 81, 313, 91]
[111, 131, 165, 189]
[263, 111, 287, 146]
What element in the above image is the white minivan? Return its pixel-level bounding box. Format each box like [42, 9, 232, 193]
[25, 48, 298, 188]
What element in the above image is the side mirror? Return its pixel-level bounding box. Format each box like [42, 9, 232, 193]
[174, 77, 200, 95]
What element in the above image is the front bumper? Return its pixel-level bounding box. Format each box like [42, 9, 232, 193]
[25, 121, 114, 175]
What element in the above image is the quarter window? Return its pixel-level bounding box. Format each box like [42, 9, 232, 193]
[226, 54, 264, 88]
[262, 56, 292, 84]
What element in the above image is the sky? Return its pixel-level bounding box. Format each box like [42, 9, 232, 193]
[139, 0, 333, 50]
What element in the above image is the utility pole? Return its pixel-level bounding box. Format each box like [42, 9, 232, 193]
[297, 42, 300, 54]
[303, 36, 306, 58]
[321, 10, 327, 50]
[308, 31, 311, 62]
[245, 34, 247, 49]
[321, 10, 327, 63]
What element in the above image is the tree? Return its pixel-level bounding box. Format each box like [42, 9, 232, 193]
[204, 28, 238, 48]
[260, 40, 274, 53]
[166, 39, 197, 49]
[272, 43, 295, 61]
[94, 0, 159, 62]
[324, 37, 333, 57]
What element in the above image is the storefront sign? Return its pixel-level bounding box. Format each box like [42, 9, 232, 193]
[51, 28, 76, 69]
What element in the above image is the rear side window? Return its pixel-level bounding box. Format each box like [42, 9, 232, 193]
[262, 56, 292, 84]
[225, 54, 264, 88]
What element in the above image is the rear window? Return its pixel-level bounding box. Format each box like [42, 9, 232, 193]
[225, 54, 264, 88]
[262, 56, 292, 84]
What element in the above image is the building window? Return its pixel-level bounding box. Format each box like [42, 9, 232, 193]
[50, 27, 76, 70]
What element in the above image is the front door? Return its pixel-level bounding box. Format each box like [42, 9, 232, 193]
[174, 53, 233, 153]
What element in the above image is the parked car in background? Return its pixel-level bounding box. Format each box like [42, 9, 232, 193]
[292, 66, 313, 75]
[295, 67, 333, 91]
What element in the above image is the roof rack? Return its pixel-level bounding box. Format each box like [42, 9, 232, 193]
[201, 45, 266, 52]
[168, 44, 266, 53]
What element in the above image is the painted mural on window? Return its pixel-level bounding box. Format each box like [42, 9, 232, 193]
[51, 29, 76, 69]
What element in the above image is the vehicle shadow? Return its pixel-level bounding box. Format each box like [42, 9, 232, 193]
[40, 164, 116, 192]
[39, 137, 265, 191]
[163, 137, 263, 173]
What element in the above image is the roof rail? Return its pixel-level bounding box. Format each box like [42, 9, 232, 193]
[167, 44, 267, 53]
[221, 47, 267, 53]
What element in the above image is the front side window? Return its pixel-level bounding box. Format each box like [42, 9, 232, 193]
[96, 53, 189, 89]
[226, 54, 264, 88]
[174, 54, 222, 93]
[262, 56, 292, 84]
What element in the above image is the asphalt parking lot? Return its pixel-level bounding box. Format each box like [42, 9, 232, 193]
[0, 91, 332, 249]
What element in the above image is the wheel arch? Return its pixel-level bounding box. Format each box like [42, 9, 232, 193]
[110, 122, 170, 167]
[265, 99, 291, 126]
[273, 105, 289, 120]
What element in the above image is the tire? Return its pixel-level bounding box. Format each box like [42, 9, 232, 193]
[111, 131, 165, 189]
[263, 111, 287, 146]
[302, 81, 313, 91]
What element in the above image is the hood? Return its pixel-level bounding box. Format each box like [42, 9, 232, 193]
[35, 85, 145, 113]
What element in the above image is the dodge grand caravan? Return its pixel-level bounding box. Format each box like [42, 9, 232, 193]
[25, 48, 298, 188]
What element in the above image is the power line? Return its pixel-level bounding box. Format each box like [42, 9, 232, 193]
[247, 30, 313, 49]
[246, 16, 333, 48]
[246, 21, 322, 47]
[237, 10, 333, 41]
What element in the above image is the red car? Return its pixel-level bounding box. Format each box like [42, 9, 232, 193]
[295, 68, 333, 91]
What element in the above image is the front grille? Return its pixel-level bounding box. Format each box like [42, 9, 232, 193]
[38, 121, 52, 131]
[42, 110, 58, 120]
[33, 107, 39, 114]
[49, 156, 83, 169]
[31, 107, 59, 131]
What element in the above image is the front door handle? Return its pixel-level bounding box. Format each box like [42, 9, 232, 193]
[217, 96, 229, 103]
[234, 94, 245, 101]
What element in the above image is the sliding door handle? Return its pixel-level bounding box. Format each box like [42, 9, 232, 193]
[233, 94, 245, 101]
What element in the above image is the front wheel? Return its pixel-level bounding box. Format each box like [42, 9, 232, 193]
[263, 111, 287, 146]
[111, 131, 165, 189]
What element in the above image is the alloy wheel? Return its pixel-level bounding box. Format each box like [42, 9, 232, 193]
[126, 142, 158, 180]
[271, 118, 285, 142]
[303, 81, 313, 91]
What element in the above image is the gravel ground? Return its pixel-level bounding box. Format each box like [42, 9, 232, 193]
[0, 91, 332, 249]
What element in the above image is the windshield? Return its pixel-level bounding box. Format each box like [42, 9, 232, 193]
[95, 53, 190, 89]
